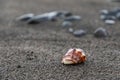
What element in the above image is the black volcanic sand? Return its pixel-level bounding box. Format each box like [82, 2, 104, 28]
[0, 0, 120, 80]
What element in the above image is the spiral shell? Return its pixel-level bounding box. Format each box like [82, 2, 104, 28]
[61, 48, 86, 64]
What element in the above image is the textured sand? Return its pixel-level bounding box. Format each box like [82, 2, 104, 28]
[0, 0, 120, 80]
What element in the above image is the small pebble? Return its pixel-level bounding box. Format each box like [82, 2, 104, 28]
[100, 15, 107, 20]
[73, 29, 86, 37]
[68, 28, 74, 33]
[100, 15, 116, 20]
[111, 8, 120, 14]
[62, 21, 72, 27]
[100, 8, 120, 21]
[106, 16, 116, 20]
[16, 13, 34, 21]
[105, 20, 115, 25]
[17, 65, 22, 68]
[61, 11, 72, 17]
[116, 12, 120, 20]
[94, 27, 108, 38]
[64, 15, 81, 21]
[108, 11, 117, 16]
[63, 12, 72, 17]
[100, 9, 109, 15]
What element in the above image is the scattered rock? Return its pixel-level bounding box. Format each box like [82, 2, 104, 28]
[62, 21, 72, 27]
[100, 9, 109, 15]
[101, 14, 116, 20]
[16, 13, 34, 21]
[105, 20, 115, 25]
[68, 28, 74, 33]
[100, 8, 120, 24]
[116, 12, 120, 20]
[94, 27, 108, 38]
[73, 29, 86, 37]
[100, 15, 107, 20]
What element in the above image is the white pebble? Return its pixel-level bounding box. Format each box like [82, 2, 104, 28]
[105, 20, 115, 25]
[62, 21, 72, 27]
[68, 28, 74, 33]
[100, 15, 107, 20]
[100, 9, 109, 15]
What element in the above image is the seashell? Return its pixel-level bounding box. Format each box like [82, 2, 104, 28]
[16, 13, 34, 21]
[73, 29, 86, 37]
[64, 15, 81, 21]
[61, 48, 86, 64]
[94, 27, 108, 38]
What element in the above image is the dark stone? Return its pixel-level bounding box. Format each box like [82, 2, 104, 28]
[17, 65, 22, 68]
[63, 12, 72, 17]
[116, 12, 120, 20]
[48, 17, 57, 22]
[30, 51, 34, 54]
[73, 29, 86, 37]
[27, 19, 40, 24]
[94, 27, 108, 38]
[100, 8, 120, 21]
[100, 14, 116, 21]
